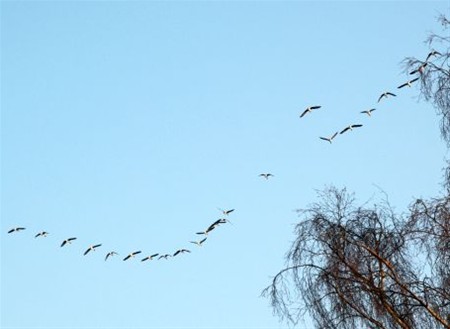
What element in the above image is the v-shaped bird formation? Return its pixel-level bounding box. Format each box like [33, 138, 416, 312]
[7, 208, 235, 265]
[6, 50, 442, 268]
[299, 50, 441, 144]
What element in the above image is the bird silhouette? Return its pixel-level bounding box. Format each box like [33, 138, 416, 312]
[319, 132, 338, 144]
[123, 251, 141, 261]
[105, 251, 118, 261]
[60, 237, 77, 247]
[173, 249, 191, 257]
[190, 237, 207, 246]
[34, 231, 49, 238]
[196, 225, 216, 236]
[426, 50, 441, 62]
[158, 254, 172, 260]
[398, 78, 419, 89]
[219, 208, 235, 216]
[208, 218, 231, 230]
[141, 253, 160, 262]
[378, 92, 397, 103]
[8, 227, 26, 234]
[300, 105, 321, 118]
[83, 244, 102, 256]
[340, 124, 363, 135]
[361, 109, 376, 117]
[259, 173, 274, 180]
[409, 62, 427, 75]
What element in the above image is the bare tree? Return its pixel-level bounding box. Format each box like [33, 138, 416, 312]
[403, 15, 450, 191]
[263, 16, 450, 328]
[403, 15, 450, 148]
[262, 187, 450, 328]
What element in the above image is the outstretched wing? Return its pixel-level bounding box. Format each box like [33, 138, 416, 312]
[426, 51, 441, 61]
[340, 127, 350, 135]
[299, 109, 309, 118]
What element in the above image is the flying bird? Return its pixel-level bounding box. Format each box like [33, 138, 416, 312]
[105, 251, 118, 261]
[35, 231, 49, 238]
[208, 218, 231, 231]
[378, 91, 397, 103]
[61, 237, 77, 247]
[190, 237, 207, 246]
[398, 77, 419, 89]
[8, 227, 26, 234]
[410, 62, 427, 75]
[173, 249, 191, 257]
[196, 225, 216, 236]
[211, 218, 229, 226]
[340, 124, 363, 135]
[83, 244, 102, 256]
[426, 50, 441, 62]
[300, 105, 321, 118]
[377, 92, 397, 103]
[259, 173, 274, 180]
[141, 253, 160, 262]
[158, 254, 172, 260]
[319, 132, 338, 144]
[123, 251, 142, 261]
[219, 208, 235, 216]
[360, 109, 376, 117]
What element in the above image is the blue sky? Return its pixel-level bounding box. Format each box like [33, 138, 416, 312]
[1, 1, 449, 328]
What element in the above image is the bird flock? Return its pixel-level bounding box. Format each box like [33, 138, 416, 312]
[6, 50, 442, 265]
[300, 50, 441, 144]
[7, 209, 235, 264]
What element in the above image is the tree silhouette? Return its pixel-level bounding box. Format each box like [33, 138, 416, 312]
[403, 14, 450, 148]
[263, 16, 450, 328]
[262, 187, 450, 328]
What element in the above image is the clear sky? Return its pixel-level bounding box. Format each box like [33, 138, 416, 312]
[1, 1, 449, 328]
